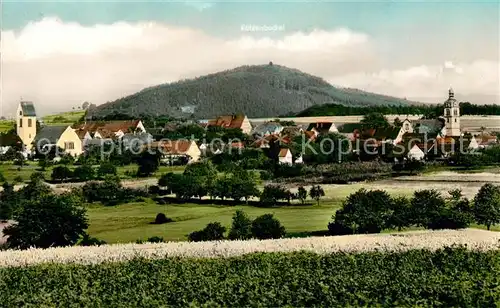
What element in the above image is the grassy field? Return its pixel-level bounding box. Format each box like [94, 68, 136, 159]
[86, 168, 500, 243]
[0, 120, 14, 133]
[0, 163, 49, 182]
[87, 199, 340, 243]
[42, 110, 86, 126]
[2, 161, 499, 243]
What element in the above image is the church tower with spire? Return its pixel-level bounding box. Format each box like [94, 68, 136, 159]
[443, 88, 461, 137]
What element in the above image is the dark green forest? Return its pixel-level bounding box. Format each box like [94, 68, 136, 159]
[88, 64, 420, 119]
[297, 102, 500, 117]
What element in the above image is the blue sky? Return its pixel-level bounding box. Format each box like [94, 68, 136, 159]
[1, 1, 499, 115]
[4, 1, 498, 36]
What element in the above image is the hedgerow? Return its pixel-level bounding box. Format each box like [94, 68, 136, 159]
[0, 248, 499, 307]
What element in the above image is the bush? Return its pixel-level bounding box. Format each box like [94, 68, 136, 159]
[30, 172, 45, 183]
[273, 164, 304, 178]
[73, 165, 95, 181]
[13, 176, 23, 184]
[333, 189, 394, 234]
[146, 236, 164, 243]
[186, 230, 205, 242]
[51, 166, 73, 182]
[327, 220, 354, 236]
[154, 213, 173, 224]
[148, 185, 160, 195]
[58, 154, 74, 166]
[260, 185, 292, 205]
[251, 214, 286, 239]
[259, 170, 273, 181]
[387, 196, 413, 231]
[78, 234, 107, 246]
[228, 210, 253, 240]
[188, 222, 226, 242]
[97, 162, 117, 178]
[411, 189, 447, 229]
[81, 176, 139, 205]
[136, 151, 161, 177]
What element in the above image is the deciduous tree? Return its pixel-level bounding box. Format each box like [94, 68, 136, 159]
[473, 183, 500, 230]
[4, 192, 88, 249]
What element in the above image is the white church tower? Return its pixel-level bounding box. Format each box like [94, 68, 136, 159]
[443, 88, 461, 137]
[16, 101, 37, 151]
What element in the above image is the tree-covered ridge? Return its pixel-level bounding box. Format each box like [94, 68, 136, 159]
[88, 64, 418, 119]
[297, 102, 500, 117]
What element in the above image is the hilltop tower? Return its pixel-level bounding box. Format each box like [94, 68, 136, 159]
[443, 88, 461, 137]
[16, 101, 37, 150]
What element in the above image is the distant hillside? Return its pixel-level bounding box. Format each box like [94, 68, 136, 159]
[42, 110, 86, 126]
[0, 120, 14, 133]
[89, 64, 419, 119]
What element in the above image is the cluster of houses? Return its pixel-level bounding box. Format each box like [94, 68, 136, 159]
[10, 88, 498, 164]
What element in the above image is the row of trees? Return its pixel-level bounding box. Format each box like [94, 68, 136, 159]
[298, 102, 500, 117]
[188, 210, 286, 242]
[329, 184, 500, 235]
[156, 161, 327, 205]
[81, 176, 148, 205]
[50, 163, 117, 182]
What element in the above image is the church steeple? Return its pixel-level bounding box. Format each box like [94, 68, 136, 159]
[443, 88, 461, 137]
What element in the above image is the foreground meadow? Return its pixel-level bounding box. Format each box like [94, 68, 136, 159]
[1, 230, 500, 307]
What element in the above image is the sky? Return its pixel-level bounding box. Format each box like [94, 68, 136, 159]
[1, 0, 499, 116]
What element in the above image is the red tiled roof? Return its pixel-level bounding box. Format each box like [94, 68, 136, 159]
[73, 120, 141, 136]
[478, 134, 498, 144]
[230, 142, 245, 149]
[150, 140, 194, 155]
[207, 115, 246, 129]
[278, 148, 290, 158]
[304, 130, 316, 140]
[76, 130, 89, 139]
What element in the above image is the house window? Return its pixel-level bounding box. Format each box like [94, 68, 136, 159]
[65, 142, 75, 150]
[445, 109, 450, 116]
[453, 109, 458, 116]
[454, 118, 457, 123]
[28, 119, 32, 127]
[19, 119, 22, 128]
[19, 111, 22, 116]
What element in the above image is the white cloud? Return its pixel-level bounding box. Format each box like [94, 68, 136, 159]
[233, 28, 368, 51]
[329, 60, 499, 103]
[184, 2, 214, 11]
[1, 17, 498, 117]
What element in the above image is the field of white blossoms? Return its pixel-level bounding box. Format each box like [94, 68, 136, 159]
[1, 228, 499, 267]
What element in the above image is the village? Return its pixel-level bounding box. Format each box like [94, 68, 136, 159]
[2, 1, 500, 304]
[5, 88, 498, 167]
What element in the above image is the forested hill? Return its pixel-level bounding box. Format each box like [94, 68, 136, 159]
[88, 64, 419, 119]
[297, 102, 500, 117]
